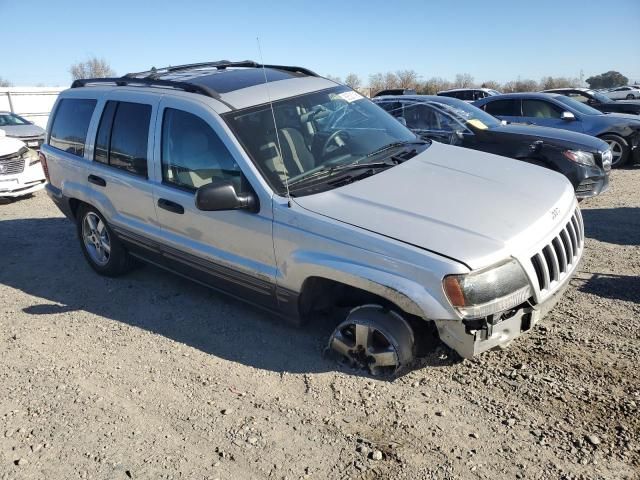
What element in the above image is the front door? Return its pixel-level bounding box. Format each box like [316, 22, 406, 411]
[151, 96, 277, 308]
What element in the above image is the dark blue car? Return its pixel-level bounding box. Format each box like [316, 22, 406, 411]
[473, 93, 640, 167]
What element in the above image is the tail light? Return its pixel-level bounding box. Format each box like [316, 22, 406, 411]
[39, 151, 50, 181]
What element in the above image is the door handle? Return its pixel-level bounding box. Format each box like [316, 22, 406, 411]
[157, 198, 184, 214]
[88, 174, 106, 187]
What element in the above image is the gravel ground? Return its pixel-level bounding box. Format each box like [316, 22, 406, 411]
[1, 168, 639, 480]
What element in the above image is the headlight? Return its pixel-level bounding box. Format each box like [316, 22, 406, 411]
[443, 259, 532, 318]
[22, 148, 40, 166]
[562, 149, 596, 167]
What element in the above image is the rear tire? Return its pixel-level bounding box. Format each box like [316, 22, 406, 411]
[626, 94, 635, 100]
[600, 134, 630, 168]
[76, 205, 134, 276]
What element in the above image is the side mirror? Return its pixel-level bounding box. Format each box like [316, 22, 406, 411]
[500, 120, 508, 125]
[195, 180, 258, 213]
[396, 117, 407, 127]
[561, 111, 576, 121]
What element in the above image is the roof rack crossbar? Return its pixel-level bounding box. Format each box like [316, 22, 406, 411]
[124, 61, 318, 79]
[70, 77, 222, 100]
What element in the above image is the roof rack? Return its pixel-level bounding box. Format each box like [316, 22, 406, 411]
[70, 77, 223, 100]
[124, 60, 318, 79]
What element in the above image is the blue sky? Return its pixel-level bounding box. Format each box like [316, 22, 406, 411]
[1, 0, 639, 86]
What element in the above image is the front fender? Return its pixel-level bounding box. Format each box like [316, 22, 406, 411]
[287, 250, 458, 320]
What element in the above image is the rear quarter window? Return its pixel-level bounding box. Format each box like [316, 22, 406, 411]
[49, 98, 97, 157]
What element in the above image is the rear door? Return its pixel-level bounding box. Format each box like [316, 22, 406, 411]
[85, 91, 163, 246]
[150, 95, 277, 308]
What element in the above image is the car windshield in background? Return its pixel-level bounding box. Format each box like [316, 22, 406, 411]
[487, 89, 501, 96]
[588, 90, 613, 104]
[224, 86, 423, 196]
[0, 113, 31, 126]
[554, 95, 602, 115]
[430, 98, 502, 129]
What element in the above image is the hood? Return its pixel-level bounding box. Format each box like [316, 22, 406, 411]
[0, 135, 26, 156]
[607, 100, 640, 106]
[596, 112, 640, 124]
[0, 124, 45, 138]
[492, 123, 608, 150]
[294, 142, 576, 270]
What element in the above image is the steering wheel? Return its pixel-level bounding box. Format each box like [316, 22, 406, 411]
[321, 129, 350, 158]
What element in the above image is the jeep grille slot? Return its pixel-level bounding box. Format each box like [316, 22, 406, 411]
[530, 208, 584, 292]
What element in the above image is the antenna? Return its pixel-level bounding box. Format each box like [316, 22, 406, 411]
[257, 37, 292, 207]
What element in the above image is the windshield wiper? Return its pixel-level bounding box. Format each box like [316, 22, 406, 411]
[288, 160, 398, 189]
[366, 139, 429, 158]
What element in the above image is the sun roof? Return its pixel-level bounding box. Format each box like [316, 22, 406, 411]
[159, 67, 304, 94]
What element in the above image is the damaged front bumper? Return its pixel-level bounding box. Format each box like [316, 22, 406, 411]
[434, 278, 571, 359]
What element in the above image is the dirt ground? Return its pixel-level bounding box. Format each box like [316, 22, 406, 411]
[1, 168, 638, 480]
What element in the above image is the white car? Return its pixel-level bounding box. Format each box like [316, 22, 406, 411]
[0, 129, 46, 198]
[605, 86, 640, 100]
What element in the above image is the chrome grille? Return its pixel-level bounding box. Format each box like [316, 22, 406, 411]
[530, 208, 584, 292]
[0, 154, 25, 176]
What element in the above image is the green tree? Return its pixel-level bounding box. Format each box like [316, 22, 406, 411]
[585, 71, 628, 89]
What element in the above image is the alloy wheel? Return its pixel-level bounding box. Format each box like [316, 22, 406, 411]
[328, 306, 414, 377]
[605, 139, 624, 167]
[82, 212, 111, 266]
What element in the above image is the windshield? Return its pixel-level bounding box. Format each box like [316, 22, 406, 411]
[224, 86, 422, 196]
[428, 97, 502, 128]
[554, 95, 602, 115]
[0, 113, 31, 126]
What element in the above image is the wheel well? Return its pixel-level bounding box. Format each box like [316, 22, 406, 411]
[68, 198, 84, 219]
[298, 277, 408, 320]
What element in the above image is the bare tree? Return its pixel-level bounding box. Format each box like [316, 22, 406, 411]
[540, 76, 580, 90]
[325, 74, 343, 84]
[368, 73, 385, 95]
[69, 57, 116, 80]
[344, 73, 362, 90]
[502, 78, 539, 93]
[453, 73, 475, 89]
[0, 77, 12, 87]
[418, 77, 452, 95]
[383, 72, 399, 90]
[480, 80, 501, 91]
[395, 70, 419, 90]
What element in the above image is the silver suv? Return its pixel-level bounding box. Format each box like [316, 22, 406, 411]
[41, 61, 583, 376]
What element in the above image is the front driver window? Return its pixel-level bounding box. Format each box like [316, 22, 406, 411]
[161, 108, 240, 191]
[522, 100, 562, 119]
[403, 103, 456, 131]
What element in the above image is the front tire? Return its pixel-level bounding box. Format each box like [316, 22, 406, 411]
[328, 305, 415, 377]
[600, 134, 630, 168]
[76, 205, 134, 276]
[626, 94, 635, 100]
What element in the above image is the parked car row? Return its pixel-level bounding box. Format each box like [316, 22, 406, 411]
[473, 93, 640, 167]
[37, 61, 590, 377]
[372, 95, 611, 199]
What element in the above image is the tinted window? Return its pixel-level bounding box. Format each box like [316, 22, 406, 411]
[522, 100, 562, 118]
[483, 99, 519, 116]
[161, 108, 239, 191]
[50, 98, 97, 157]
[94, 101, 151, 177]
[378, 101, 403, 117]
[404, 103, 457, 131]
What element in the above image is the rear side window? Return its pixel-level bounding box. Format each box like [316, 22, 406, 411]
[483, 99, 520, 116]
[49, 98, 97, 157]
[94, 101, 151, 177]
